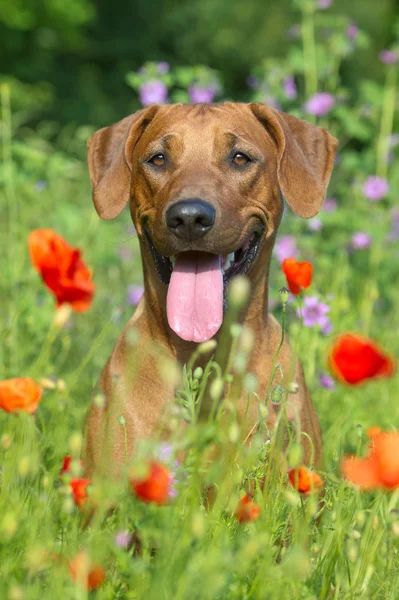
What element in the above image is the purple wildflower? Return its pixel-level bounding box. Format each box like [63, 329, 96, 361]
[323, 197, 338, 212]
[127, 225, 137, 236]
[285, 24, 301, 40]
[246, 75, 259, 89]
[117, 246, 134, 262]
[264, 96, 281, 110]
[268, 296, 277, 311]
[127, 285, 144, 306]
[298, 296, 331, 333]
[319, 372, 335, 390]
[389, 134, 399, 148]
[379, 50, 398, 65]
[115, 531, 133, 549]
[322, 320, 333, 335]
[157, 61, 170, 74]
[34, 180, 47, 192]
[363, 176, 389, 201]
[305, 93, 335, 117]
[308, 218, 323, 232]
[347, 24, 359, 41]
[275, 235, 299, 264]
[188, 85, 216, 103]
[388, 208, 399, 242]
[168, 471, 178, 498]
[139, 80, 168, 106]
[283, 76, 297, 100]
[317, 0, 332, 8]
[157, 443, 173, 462]
[351, 232, 372, 250]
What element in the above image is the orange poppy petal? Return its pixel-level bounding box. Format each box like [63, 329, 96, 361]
[282, 258, 313, 295]
[130, 462, 171, 505]
[68, 551, 105, 591]
[329, 333, 396, 385]
[70, 478, 92, 509]
[235, 494, 261, 523]
[372, 432, 399, 489]
[28, 229, 95, 312]
[342, 455, 381, 490]
[288, 467, 324, 493]
[0, 378, 42, 414]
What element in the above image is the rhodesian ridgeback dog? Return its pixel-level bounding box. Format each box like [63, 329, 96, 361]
[83, 102, 337, 479]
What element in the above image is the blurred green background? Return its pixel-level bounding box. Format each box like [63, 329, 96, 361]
[1, 0, 397, 128]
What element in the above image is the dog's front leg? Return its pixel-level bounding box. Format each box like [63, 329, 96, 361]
[82, 343, 177, 480]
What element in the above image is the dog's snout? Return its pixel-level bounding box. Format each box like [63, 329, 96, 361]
[165, 199, 216, 242]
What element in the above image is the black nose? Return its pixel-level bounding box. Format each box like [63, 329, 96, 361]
[165, 199, 216, 242]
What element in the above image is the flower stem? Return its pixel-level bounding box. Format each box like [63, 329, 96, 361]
[376, 66, 397, 179]
[1, 84, 19, 373]
[302, 4, 318, 102]
[265, 302, 286, 402]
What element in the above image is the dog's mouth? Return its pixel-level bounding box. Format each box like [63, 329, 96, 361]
[144, 227, 264, 343]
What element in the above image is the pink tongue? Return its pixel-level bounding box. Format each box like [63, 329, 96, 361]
[166, 252, 223, 343]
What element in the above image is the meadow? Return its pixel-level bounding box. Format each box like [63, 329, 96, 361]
[1, 2, 399, 598]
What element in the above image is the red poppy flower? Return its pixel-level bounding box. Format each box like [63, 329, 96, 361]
[70, 478, 92, 509]
[282, 258, 313, 295]
[342, 427, 399, 490]
[0, 377, 42, 414]
[28, 229, 95, 312]
[130, 462, 171, 505]
[329, 333, 395, 385]
[61, 455, 83, 475]
[234, 494, 261, 523]
[68, 551, 105, 590]
[288, 467, 324, 494]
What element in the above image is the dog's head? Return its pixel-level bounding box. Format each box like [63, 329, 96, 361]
[88, 103, 337, 342]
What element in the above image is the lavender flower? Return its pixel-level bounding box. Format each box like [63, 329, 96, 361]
[379, 50, 398, 65]
[305, 93, 335, 116]
[308, 218, 323, 232]
[351, 232, 372, 249]
[323, 197, 338, 212]
[246, 75, 259, 89]
[264, 96, 281, 110]
[283, 76, 297, 100]
[319, 372, 335, 390]
[389, 134, 399, 148]
[388, 208, 399, 242]
[285, 24, 301, 40]
[275, 235, 299, 264]
[347, 24, 359, 41]
[157, 442, 173, 462]
[127, 225, 137, 236]
[115, 531, 133, 549]
[188, 85, 216, 103]
[34, 180, 47, 192]
[317, 0, 332, 9]
[117, 246, 134, 262]
[139, 80, 168, 106]
[363, 176, 389, 201]
[127, 285, 144, 306]
[168, 471, 178, 498]
[157, 61, 170, 74]
[298, 296, 332, 334]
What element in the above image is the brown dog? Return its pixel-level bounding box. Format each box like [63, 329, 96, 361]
[83, 102, 337, 479]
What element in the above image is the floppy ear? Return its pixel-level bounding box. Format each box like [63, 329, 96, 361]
[250, 103, 338, 218]
[87, 105, 160, 220]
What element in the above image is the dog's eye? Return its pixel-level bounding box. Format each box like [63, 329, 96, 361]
[149, 154, 165, 167]
[232, 152, 251, 167]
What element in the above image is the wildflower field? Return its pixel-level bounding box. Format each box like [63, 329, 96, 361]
[1, 1, 399, 598]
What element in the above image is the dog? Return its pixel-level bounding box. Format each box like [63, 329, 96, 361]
[83, 102, 337, 479]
